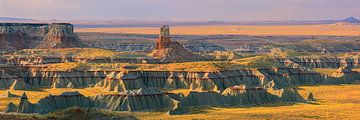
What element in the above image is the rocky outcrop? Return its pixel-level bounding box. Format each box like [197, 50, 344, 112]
[3, 102, 17, 113]
[17, 92, 35, 113]
[169, 86, 303, 114]
[13, 67, 359, 92]
[307, 92, 315, 101]
[0, 23, 82, 51]
[17, 91, 93, 114]
[93, 88, 177, 111]
[0, 23, 48, 51]
[9, 79, 29, 90]
[96, 72, 145, 92]
[37, 23, 82, 48]
[150, 25, 198, 62]
[0, 70, 17, 89]
[14, 87, 304, 114]
[278, 57, 360, 68]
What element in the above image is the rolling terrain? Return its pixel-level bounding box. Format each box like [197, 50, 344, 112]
[1, 22, 360, 120]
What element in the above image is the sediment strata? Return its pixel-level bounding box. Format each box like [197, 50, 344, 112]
[11, 86, 303, 114]
[1, 67, 358, 91]
[0, 23, 82, 51]
[278, 57, 360, 68]
[37, 23, 83, 48]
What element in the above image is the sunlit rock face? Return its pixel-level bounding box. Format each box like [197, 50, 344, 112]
[0, 23, 82, 51]
[155, 25, 171, 49]
[150, 25, 198, 62]
[37, 23, 83, 48]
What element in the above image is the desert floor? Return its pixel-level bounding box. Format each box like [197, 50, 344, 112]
[76, 25, 360, 36]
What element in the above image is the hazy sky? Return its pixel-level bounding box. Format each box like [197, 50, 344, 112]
[0, 0, 359, 21]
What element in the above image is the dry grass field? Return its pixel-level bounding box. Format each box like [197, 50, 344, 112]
[76, 25, 360, 36]
[313, 68, 338, 76]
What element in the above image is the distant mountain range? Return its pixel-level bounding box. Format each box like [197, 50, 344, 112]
[338, 17, 360, 23]
[333, 17, 360, 25]
[0, 17, 359, 28]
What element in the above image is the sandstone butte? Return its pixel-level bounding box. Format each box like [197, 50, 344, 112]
[150, 25, 199, 62]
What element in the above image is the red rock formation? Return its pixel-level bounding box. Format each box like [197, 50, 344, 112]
[0, 26, 27, 51]
[37, 23, 83, 48]
[155, 25, 171, 49]
[150, 25, 198, 62]
[0, 23, 82, 51]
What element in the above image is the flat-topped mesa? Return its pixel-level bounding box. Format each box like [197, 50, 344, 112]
[0, 23, 48, 51]
[0, 23, 83, 51]
[37, 23, 83, 48]
[150, 25, 198, 62]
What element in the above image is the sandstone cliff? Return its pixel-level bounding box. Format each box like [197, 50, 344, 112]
[0, 23, 82, 51]
[0, 23, 48, 51]
[37, 23, 83, 48]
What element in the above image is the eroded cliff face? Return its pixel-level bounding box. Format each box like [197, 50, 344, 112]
[38, 23, 82, 48]
[1, 67, 356, 92]
[0, 23, 48, 51]
[11, 86, 304, 114]
[0, 23, 82, 51]
[3, 58, 360, 114]
[278, 57, 360, 68]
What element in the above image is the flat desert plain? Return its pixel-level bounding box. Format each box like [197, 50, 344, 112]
[76, 25, 360, 36]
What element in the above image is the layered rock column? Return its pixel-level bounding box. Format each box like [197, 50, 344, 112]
[150, 25, 198, 62]
[156, 25, 171, 49]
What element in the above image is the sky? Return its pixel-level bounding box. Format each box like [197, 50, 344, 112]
[0, 0, 359, 21]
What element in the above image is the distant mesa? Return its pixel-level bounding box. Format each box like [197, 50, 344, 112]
[335, 17, 360, 25]
[37, 23, 83, 48]
[149, 25, 199, 62]
[0, 23, 83, 52]
[0, 17, 33, 22]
